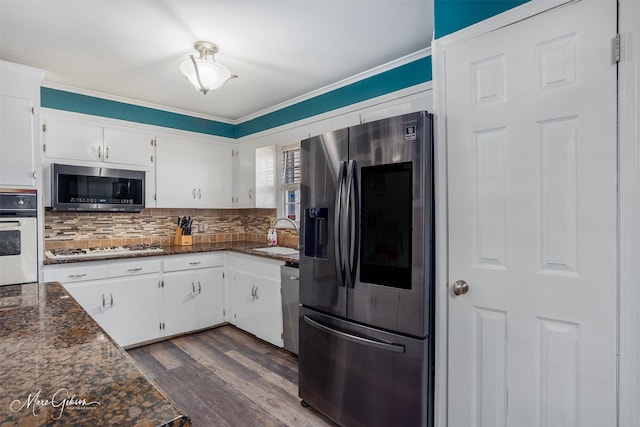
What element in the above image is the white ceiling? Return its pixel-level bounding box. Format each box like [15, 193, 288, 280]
[0, 1, 433, 123]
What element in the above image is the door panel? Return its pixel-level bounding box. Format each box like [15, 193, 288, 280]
[300, 129, 348, 317]
[444, 1, 617, 426]
[348, 112, 433, 338]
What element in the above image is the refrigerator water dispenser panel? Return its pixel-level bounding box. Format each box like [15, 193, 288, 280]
[304, 208, 328, 259]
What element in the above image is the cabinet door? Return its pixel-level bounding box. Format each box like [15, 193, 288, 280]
[233, 270, 283, 347]
[155, 135, 197, 208]
[64, 280, 110, 323]
[232, 269, 258, 334]
[103, 127, 155, 167]
[64, 276, 162, 347]
[163, 271, 199, 336]
[106, 275, 162, 347]
[0, 95, 35, 187]
[44, 118, 103, 161]
[195, 267, 225, 328]
[233, 145, 256, 208]
[251, 274, 283, 347]
[198, 143, 233, 208]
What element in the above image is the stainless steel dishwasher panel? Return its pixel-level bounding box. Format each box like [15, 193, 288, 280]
[281, 264, 299, 355]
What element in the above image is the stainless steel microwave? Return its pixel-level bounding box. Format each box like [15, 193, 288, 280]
[51, 163, 145, 212]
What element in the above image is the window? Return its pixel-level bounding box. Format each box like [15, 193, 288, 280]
[281, 143, 301, 222]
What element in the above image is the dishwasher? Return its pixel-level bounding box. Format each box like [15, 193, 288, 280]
[281, 263, 299, 355]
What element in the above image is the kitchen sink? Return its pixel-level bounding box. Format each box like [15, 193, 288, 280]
[252, 246, 299, 256]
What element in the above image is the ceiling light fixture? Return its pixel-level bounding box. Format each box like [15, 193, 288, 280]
[180, 41, 237, 95]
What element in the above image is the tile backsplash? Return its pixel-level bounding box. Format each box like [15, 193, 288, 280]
[44, 208, 299, 251]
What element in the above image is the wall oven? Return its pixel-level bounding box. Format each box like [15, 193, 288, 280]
[0, 190, 37, 286]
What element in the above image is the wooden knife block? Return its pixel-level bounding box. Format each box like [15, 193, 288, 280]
[174, 227, 193, 246]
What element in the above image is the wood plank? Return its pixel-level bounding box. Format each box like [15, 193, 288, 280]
[173, 337, 331, 427]
[128, 325, 334, 427]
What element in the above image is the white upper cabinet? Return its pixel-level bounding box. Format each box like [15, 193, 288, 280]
[0, 61, 43, 189]
[0, 95, 37, 187]
[232, 144, 255, 208]
[103, 127, 155, 167]
[155, 134, 232, 208]
[44, 119, 102, 162]
[43, 117, 154, 168]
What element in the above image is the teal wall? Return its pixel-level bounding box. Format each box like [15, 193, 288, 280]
[434, 0, 530, 38]
[41, 56, 431, 139]
[42, 1, 527, 138]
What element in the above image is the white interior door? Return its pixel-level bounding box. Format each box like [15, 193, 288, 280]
[444, 1, 617, 426]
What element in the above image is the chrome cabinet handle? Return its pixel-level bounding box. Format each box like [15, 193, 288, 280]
[105, 146, 109, 159]
[189, 261, 202, 266]
[98, 145, 102, 159]
[127, 267, 143, 273]
[192, 188, 196, 199]
[102, 293, 114, 308]
[191, 282, 196, 295]
[198, 281, 202, 294]
[453, 280, 470, 296]
[249, 285, 259, 300]
[249, 188, 253, 200]
[68, 273, 87, 279]
[197, 188, 202, 199]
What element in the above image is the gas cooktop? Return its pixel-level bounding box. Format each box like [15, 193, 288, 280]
[45, 244, 163, 260]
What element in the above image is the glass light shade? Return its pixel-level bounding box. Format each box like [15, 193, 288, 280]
[180, 58, 232, 94]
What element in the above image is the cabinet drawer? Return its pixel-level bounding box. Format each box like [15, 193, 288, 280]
[163, 253, 224, 272]
[108, 259, 162, 278]
[43, 263, 108, 283]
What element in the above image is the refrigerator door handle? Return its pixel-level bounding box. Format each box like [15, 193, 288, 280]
[345, 160, 359, 287]
[303, 315, 405, 354]
[334, 161, 347, 286]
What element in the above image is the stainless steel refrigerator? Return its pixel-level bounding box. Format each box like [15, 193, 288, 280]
[299, 111, 435, 427]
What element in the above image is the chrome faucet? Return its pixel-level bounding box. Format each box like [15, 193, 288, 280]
[273, 217, 300, 249]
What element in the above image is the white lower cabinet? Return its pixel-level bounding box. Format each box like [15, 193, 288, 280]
[162, 253, 225, 337]
[65, 275, 162, 347]
[227, 253, 284, 347]
[44, 251, 283, 348]
[45, 258, 163, 348]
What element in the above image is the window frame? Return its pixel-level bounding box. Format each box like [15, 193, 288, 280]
[276, 141, 301, 227]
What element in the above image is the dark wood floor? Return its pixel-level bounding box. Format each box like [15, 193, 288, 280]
[128, 325, 335, 427]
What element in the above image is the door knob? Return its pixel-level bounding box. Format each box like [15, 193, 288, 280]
[453, 280, 470, 296]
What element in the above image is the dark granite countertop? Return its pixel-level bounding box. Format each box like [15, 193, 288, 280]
[0, 282, 191, 426]
[44, 241, 300, 266]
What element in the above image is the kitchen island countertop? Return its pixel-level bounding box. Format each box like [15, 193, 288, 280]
[0, 281, 191, 426]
